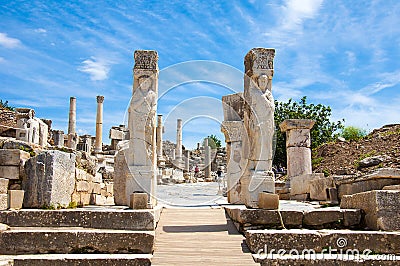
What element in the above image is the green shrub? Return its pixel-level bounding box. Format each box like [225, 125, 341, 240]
[341, 126, 367, 141]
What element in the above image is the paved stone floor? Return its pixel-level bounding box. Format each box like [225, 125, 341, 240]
[156, 182, 227, 207]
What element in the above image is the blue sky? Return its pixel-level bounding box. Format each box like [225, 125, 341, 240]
[1, 0, 400, 149]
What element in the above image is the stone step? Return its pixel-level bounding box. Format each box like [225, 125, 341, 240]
[253, 253, 400, 265]
[0, 208, 157, 230]
[0, 227, 154, 255]
[246, 229, 400, 255]
[225, 205, 361, 232]
[0, 254, 152, 265]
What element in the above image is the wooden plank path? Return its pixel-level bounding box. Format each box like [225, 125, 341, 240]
[152, 207, 256, 265]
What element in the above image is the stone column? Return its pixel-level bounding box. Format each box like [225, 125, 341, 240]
[242, 48, 276, 208]
[67, 97, 78, 149]
[68, 97, 76, 135]
[280, 119, 318, 201]
[279, 119, 315, 178]
[175, 119, 183, 160]
[52, 130, 64, 147]
[221, 92, 245, 204]
[184, 150, 190, 173]
[95, 95, 104, 153]
[125, 50, 159, 208]
[204, 139, 211, 179]
[156, 115, 165, 167]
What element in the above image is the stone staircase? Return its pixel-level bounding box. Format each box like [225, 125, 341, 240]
[0, 207, 161, 265]
[225, 202, 400, 265]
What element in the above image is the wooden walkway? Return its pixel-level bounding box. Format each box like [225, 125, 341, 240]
[152, 207, 255, 265]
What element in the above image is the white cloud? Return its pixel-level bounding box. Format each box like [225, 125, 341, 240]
[0, 33, 21, 48]
[282, 0, 324, 30]
[78, 57, 111, 81]
[0, 57, 5, 63]
[34, 28, 47, 33]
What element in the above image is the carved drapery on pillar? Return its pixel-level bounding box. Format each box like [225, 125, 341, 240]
[242, 48, 276, 208]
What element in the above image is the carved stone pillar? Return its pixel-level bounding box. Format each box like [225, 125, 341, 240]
[242, 48, 276, 208]
[221, 92, 245, 204]
[125, 50, 159, 208]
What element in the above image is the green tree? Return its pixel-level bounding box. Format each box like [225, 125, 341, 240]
[274, 96, 344, 167]
[0, 99, 14, 111]
[341, 126, 367, 141]
[204, 134, 222, 149]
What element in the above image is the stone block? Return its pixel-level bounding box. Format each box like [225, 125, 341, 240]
[113, 148, 129, 205]
[309, 177, 334, 201]
[343, 209, 362, 227]
[290, 193, 308, 201]
[106, 183, 113, 194]
[91, 194, 107, 205]
[0, 149, 30, 166]
[290, 173, 324, 195]
[75, 168, 89, 181]
[101, 188, 107, 197]
[7, 190, 24, 210]
[0, 166, 19, 180]
[327, 187, 338, 202]
[383, 184, 400, 190]
[23, 150, 75, 208]
[286, 147, 312, 178]
[130, 193, 148, 209]
[285, 128, 312, 148]
[0, 194, 7, 210]
[92, 183, 101, 194]
[303, 209, 343, 227]
[258, 192, 279, 210]
[105, 196, 115, 205]
[340, 190, 400, 230]
[0, 178, 9, 194]
[76, 181, 89, 192]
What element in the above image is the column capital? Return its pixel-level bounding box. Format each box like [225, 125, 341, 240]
[279, 119, 315, 132]
[96, 95, 104, 103]
[221, 121, 244, 143]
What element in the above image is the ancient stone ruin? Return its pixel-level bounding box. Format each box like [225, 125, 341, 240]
[0, 47, 399, 265]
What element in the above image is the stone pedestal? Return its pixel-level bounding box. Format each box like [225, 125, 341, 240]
[242, 48, 276, 208]
[8, 190, 24, 210]
[130, 192, 148, 209]
[95, 95, 104, 153]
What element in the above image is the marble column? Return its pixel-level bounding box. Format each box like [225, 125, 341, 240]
[175, 119, 183, 161]
[95, 95, 104, 153]
[67, 97, 78, 149]
[204, 139, 211, 179]
[184, 150, 190, 173]
[279, 119, 315, 178]
[242, 48, 276, 208]
[156, 115, 165, 167]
